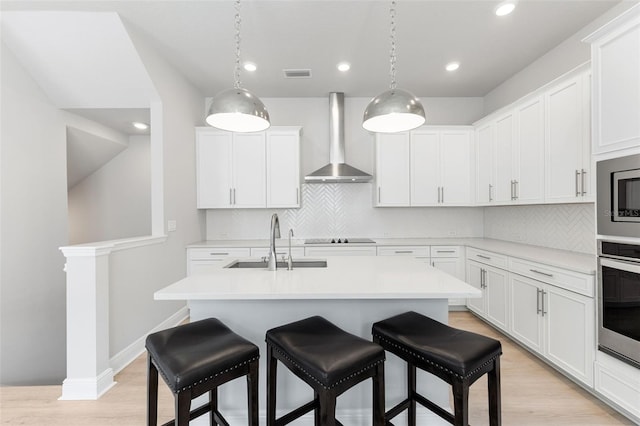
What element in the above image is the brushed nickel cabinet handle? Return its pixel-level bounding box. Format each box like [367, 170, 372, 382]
[575, 170, 580, 197]
[536, 288, 542, 314]
[477, 254, 491, 260]
[581, 169, 586, 196]
[489, 184, 493, 202]
[530, 269, 553, 278]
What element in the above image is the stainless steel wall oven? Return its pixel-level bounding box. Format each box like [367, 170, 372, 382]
[598, 240, 640, 368]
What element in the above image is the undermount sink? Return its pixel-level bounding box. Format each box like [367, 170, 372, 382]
[225, 259, 328, 269]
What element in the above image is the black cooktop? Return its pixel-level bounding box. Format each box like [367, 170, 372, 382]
[304, 238, 376, 244]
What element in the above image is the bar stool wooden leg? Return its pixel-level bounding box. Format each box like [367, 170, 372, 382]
[488, 358, 502, 426]
[452, 381, 469, 426]
[373, 362, 386, 426]
[318, 388, 337, 426]
[208, 388, 217, 426]
[408, 363, 417, 426]
[147, 357, 158, 426]
[176, 390, 192, 426]
[267, 346, 277, 426]
[248, 359, 259, 426]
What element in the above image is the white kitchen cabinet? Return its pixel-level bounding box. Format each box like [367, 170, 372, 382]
[410, 128, 473, 206]
[304, 246, 377, 257]
[545, 72, 592, 203]
[374, 133, 411, 206]
[196, 128, 266, 208]
[466, 256, 509, 331]
[514, 96, 545, 203]
[508, 255, 595, 387]
[187, 247, 251, 275]
[475, 123, 494, 204]
[266, 127, 301, 208]
[430, 246, 465, 306]
[585, 5, 640, 155]
[493, 112, 516, 204]
[196, 126, 301, 209]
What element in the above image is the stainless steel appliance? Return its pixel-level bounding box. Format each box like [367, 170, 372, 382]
[597, 153, 640, 238]
[597, 240, 640, 368]
[304, 238, 376, 244]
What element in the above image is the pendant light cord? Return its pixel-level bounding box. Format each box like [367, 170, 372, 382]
[234, 0, 242, 89]
[389, 0, 397, 90]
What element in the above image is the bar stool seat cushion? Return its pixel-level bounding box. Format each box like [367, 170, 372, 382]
[266, 316, 385, 389]
[145, 318, 259, 393]
[372, 311, 502, 379]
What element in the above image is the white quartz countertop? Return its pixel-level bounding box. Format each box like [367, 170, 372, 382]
[187, 238, 596, 275]
[155, 256, 481, 301]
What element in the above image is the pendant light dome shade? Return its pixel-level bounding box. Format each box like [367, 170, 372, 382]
[362, 89, 426, 133]
[206, 88, 270, 133]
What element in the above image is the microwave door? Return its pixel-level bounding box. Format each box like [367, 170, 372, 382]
[613, 170, 640, 223]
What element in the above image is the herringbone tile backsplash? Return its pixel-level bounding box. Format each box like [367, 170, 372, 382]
[483, 203, 596, 254]
[206, 184, 595, 254]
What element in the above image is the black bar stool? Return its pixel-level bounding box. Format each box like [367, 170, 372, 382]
[372, 311, 502, 426]
[266, 316, 386, 426]
[145, 318, 259, 426]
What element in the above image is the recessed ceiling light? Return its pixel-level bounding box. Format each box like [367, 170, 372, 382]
[337, 62, 351, 72]
[243, 62, 257, 72]
[132, 122, 149, 130]
[495, 1, 516, 16]
[446, 62, 460, 72]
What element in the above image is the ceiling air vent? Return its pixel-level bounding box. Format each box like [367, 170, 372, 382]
[283, 69, 312, 78]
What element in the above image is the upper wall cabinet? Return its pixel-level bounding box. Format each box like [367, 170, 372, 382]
[375, 127, 473, 207]
[585, 5, 640, 156]
[196, 126, 301, 209]
[545, 73, 592, 203]
[475, 96, 545, 205]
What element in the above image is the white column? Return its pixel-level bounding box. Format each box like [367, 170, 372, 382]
[59, 245, 115, 400]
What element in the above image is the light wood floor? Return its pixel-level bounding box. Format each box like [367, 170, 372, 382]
[0, 311, 634, 425]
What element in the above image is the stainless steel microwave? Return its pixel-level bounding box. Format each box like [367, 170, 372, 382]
[597, 154, 640, 238]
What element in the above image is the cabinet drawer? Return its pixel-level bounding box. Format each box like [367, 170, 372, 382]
[376, 246, 429, 257]
[466, 247, 508, 269]
[430, 246, 460, 258]
[509, 257, 594, 297]
[250, 247, 305, 259]
[188, 247, 250, 260]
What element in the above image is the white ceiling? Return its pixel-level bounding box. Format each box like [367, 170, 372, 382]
[1, 0, 621, 101]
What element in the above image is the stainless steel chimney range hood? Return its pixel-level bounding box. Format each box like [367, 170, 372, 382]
[305, 92, 372, 183]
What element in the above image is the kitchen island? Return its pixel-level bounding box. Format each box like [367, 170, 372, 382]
[155, 256, 480, 425]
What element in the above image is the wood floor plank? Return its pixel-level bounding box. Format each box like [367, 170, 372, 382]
[0, 311, 634, 425]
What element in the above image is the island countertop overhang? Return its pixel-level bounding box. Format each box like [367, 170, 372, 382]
[155, 256, 481, 301]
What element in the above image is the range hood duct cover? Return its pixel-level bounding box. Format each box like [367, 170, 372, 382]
[305, 92, 372, 183]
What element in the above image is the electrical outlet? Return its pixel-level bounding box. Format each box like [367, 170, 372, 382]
[167, 220, 177, 232]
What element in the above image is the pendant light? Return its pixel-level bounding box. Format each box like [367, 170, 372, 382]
[206, 0, 270, 132]
[363, 0, 425, 133]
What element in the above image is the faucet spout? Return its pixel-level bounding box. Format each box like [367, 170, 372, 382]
[267, 213, 281, 271]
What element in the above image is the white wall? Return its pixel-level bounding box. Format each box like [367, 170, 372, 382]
[68, 135, 151, 244]
[0, 43, 69, 385]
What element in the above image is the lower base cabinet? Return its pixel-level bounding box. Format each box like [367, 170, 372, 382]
[510, 274, 595, 386]
[466, 260, 509, 331]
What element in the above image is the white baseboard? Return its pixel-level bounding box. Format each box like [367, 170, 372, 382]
[109, 306, 189, 375]
[59, 368, 116, 400]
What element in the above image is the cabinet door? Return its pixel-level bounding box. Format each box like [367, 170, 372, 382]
[410, 131, 439, 205]
[545, 76, 585, 203]
[466, 261, 486, 315]
[433, 257, 465, 306]
[544, 285, 595, 386]
[267, 131, 300, 208]
[591, 17, 640, 154]
[375, 133, 410, 206]
[509, 274, 544, 353]
[233, 133, 266, 208]
[515, 97, 545, 203]
[494, 113, 515, 204]
[196, 130, 233, 208]
[440, 131, 472, 205]
[475, 124, 493, 204]
[485, 265, 509, 331]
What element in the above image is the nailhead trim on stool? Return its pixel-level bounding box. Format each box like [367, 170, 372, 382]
[372, 311, 502, 426]
[265, 316, 386, 426]
[145, 318, 259, 426]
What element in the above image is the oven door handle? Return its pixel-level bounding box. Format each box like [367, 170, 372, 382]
[600, 257, 640, 274]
